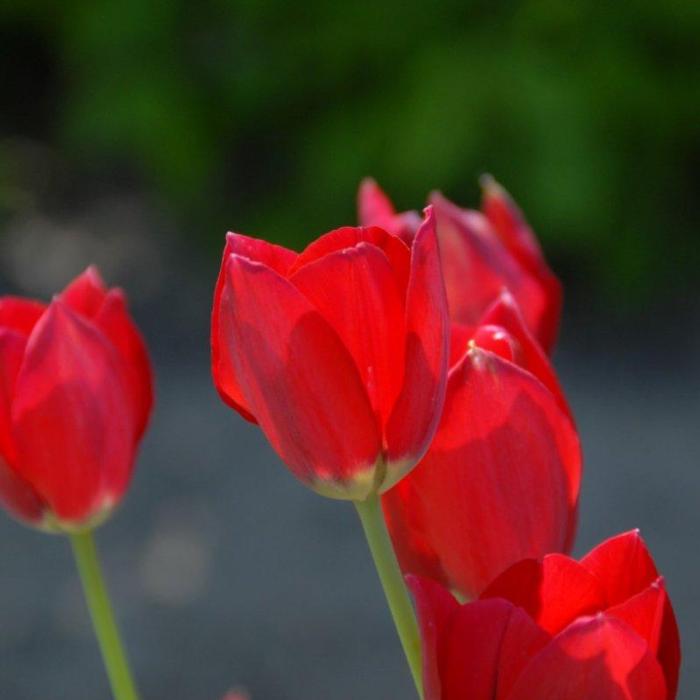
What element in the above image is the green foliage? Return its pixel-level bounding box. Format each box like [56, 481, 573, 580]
[2, 0, 699, 301]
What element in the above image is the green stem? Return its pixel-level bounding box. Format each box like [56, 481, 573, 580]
[355, 494, 423, 697]
[70, 529, 139, 700]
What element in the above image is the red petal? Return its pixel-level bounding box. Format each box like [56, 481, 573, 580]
[481, 554, 607, 635]
[580, 530, 659, 606]
[384, 347, 579, 599]
[384, 208, 449, 483]
[480, 176, 562, 353]
[356, 179, 421, 244]
[477, 292, 573, 423]
[11, 301, 135, 523]
[408, 575, 460, 700]
[430, 191, 560, 353]
[0, 297, 46, 336]
[358, 178, 397, 224]
[0, 329, 26, 463]
[60, 266, 109, 318]
[291, 226, 411, 294]
[606, 578, 680, 699]
[94, 290, 154, 442]
[211, 233, 297, 422]
[222, 254, 382, 499]
[0, 329, 45, 524]
[291, 242, 406, 427]
[410, 577, 549, 700]
[506, 614, 667, 700]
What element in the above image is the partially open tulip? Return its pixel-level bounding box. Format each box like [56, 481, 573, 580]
[382, 291, 581, 599]
[411, 530, 680, 699]
[211, 210, 449, 500]
[0, 267, 153, 531]
[358, 177, 562, 353]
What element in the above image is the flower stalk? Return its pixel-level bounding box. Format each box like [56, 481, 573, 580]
[70, 529, 139, 700]
[355, 494, 423, 697]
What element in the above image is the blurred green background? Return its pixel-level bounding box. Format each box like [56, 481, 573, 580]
[2, 0, 699, 307]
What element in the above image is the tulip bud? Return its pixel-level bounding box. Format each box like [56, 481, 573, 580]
[0, 267, 153, 532]
[211, 211, 449, 500]
[411, 530, 680, 699]
[358, 177, 562, 353]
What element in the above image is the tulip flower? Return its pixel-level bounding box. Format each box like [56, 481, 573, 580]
[382, 291, 581, 600]
[0, 267, 151, 700]
[211, 209, 449, 501]
[358, 177, 561, 353]
[411, 530, 680, 700]
[0, 266, 153, 531]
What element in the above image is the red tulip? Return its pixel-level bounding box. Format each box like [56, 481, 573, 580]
[411, 530, 680, 700]
[211, 210, 449, 500]
[0, 267, 153, 530]
[382, 291, 581, 599]
[358, 177, 562, 353]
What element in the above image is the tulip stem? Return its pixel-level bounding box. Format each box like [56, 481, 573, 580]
[355, 494, 423, 698]
[70, 529, 139, 700]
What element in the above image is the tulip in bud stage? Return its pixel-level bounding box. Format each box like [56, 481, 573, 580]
[212, 210, 450, 501]
[0, 267, 153, 532]
[412, 530, 680, 700]
[358, 177, 562, 353]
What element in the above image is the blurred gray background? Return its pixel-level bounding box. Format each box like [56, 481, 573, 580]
[1, 1, 699, 697]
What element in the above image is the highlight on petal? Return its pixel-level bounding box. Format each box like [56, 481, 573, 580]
[11, 301, 134, 525]
[211, 233, 296, 422]
[222, 254, 382, 499]
[384, 346, 578, 598]
[506, 614, 667, 700]
[384, 207, 449, 484]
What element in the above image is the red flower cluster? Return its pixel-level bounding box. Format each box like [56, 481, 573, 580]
[0, 268, 152, 530]
[0, 175, 679, 699]
[209, 176, 680, 697]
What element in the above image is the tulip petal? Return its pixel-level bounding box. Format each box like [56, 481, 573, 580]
[94, 290, 154, 441]
[606, 578, 680, 699]
[384, 347, 579, 598]
[506, 614, 667, 700]
[290, 242, 406, 426]
[0, 296, 46, 336]
[291, 226, 411, 295]
[480, 176, 562, 352]
[211, 233, 297, 422]
[12, 301, 134, 523]
[410, 576, 549, 700]
[60, 266, 109, 318]
[408, 575, 460, 700]
[356, 179, 422, 244]
[0, 329, 26, 462]
[358, 177, 397, 225]
[0, 330, 45, 523]
[478, 291, 573, 423]
[481, 554, 606, 634]
[223, 254, 382, 499]
[580, 530, 659, 606]
[384, 208, 449, 482]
